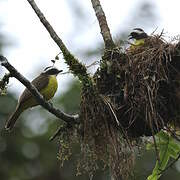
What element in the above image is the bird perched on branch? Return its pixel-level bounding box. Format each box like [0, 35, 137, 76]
[128, 28, 148, 50]
[5, 67, 62, 130]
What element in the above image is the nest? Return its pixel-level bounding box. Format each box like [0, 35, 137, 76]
[94, 35, 180, 137]
[58, 34, 180, 179]
[80, 35, 179, 177]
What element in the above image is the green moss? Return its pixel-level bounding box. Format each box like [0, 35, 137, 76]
[63, 52, 93, 88]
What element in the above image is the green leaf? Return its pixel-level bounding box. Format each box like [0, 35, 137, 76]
[147, 130, 180, 180]
[168, 147, 179, 159]
[156, 131, 169, 142]
[169, 140, 180, 153]
[159, 149, 170, 170]
[147, 149, 170, 180]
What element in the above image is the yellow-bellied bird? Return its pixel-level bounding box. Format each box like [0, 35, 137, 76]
[5, 67, 62, 130]
[128, 28, 148, 50]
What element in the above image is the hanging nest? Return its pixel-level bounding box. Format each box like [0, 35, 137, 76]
[58, 34, 180, 179]
[78, 34, 180, 177]
[93, 34, 180, 138]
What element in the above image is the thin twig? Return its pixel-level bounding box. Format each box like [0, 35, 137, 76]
[147, 109, 160, 163]
[164, 127, 180, 142]
[101, 95, 120, 126]
[100, 95, 132, 149]
[49, 124, 71, 141]
[91, 0, 115, 49]
[86, 61, 99, 69]
[0, 55, 79, 125]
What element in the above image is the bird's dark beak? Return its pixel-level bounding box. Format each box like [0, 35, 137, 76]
[56, 70, 63, 76]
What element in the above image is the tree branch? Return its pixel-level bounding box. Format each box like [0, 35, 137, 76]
[0, 55, 80, 125]
[91, 0, 115, 49]
[26, 0, 90, 84]
[27, 0, 70, 58]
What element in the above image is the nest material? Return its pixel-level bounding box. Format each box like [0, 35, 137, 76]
[79, 87, 134, 179]
[94, 35, 180, 137]
[58, 35, 180, 178]
[77, 35, 179, 178]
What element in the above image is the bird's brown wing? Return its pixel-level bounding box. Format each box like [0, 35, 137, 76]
[19, 74, 49, 105]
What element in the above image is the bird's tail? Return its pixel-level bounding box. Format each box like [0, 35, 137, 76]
[5, 106, 22, 130]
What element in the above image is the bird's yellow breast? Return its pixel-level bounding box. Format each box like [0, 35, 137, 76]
[19, 75, 58, 111]
[40, 75, 58, 100]
[129, 39, 145, 51]
[134, 39, 145, 46]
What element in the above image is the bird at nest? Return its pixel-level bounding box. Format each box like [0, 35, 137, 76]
[128, 28, 148, 51]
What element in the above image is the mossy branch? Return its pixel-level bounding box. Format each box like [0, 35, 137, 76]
[27, 0, 91, 86]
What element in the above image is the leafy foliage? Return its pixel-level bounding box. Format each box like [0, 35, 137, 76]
[147, 131, 180, 180]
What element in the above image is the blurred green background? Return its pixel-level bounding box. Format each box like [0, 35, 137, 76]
[0, 0, 180, 179]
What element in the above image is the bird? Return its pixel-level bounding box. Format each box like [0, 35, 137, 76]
[128, 28, 148, 50]
[5, 67, 62, 130]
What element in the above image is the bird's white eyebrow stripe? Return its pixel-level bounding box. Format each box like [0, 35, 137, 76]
[132, 29, 144, 34]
